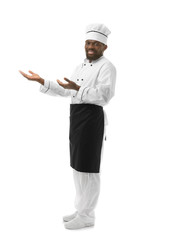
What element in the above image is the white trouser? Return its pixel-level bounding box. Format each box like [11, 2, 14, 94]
[73, 169, 100, 222]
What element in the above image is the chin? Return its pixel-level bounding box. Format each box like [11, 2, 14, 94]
[86, 54, 97, 61]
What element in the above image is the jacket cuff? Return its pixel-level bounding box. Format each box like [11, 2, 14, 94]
[76, 86, 89, 102]
[39, 80, 50, 93]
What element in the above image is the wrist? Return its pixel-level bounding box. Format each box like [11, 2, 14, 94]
[75, 85, 80, 91]
[37, 78, 44, 85]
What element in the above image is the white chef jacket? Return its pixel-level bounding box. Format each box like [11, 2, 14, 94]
[39, 56, 116, 108]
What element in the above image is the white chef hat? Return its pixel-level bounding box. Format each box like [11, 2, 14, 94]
[85, 23, 111, 45]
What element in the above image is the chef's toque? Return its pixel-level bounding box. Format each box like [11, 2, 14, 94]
[85, 23, 111, 45]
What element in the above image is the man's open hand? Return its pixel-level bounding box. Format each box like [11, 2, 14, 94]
[19, 70, 44, 85]
[19, 70, 40, 81]
[57, 78, 80, 91]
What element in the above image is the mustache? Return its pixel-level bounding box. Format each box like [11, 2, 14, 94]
[87, 49, 96, 52]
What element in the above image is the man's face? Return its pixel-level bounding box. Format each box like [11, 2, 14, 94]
[85, 40, 107, 61]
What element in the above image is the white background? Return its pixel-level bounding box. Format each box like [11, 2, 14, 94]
[0, 0, 178, 239]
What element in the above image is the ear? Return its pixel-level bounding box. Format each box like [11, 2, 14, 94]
[103, 44, 108, 53]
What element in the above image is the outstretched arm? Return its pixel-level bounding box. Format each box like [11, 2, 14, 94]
[19, 70, 71, 97]
[19, 70, 44, 85]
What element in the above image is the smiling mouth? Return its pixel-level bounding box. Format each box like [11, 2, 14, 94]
[87, 50, 95, 54]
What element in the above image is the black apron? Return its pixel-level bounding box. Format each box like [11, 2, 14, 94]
[69, 104, 104, 173]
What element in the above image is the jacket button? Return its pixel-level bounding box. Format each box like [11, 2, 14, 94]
[81, 79, 83, 81]
[77, 79, 79, 81]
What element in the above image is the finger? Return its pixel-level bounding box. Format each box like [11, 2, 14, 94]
[57, 79, 65, 87]
[19, 70, 28, 78]
[29, 70, 35, 75]
[64, 77, 70, 83]
[19, 70, 25, 75]
[57, 79, 64, 85]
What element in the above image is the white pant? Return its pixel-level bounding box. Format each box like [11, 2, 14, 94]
[73, 169, 100, 222]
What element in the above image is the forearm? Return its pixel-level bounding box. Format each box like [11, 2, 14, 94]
[36, 78, 44, 85]
[77, 85, 114, 106]
[40, 79, 71, 97]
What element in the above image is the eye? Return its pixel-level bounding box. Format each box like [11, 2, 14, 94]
[95, 42, 101, 47]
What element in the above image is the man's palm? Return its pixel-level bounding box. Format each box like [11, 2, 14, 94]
[19, 70, 41, 81]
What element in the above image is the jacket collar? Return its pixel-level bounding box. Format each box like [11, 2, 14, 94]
[84, 55, 105, 64]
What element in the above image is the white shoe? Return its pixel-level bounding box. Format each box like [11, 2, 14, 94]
[63, 212, 78, 222]
[64, 215, 94, 230]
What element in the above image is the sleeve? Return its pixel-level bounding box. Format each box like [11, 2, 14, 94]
[76, 63, 116, 106]
[39, 80, 71, 97]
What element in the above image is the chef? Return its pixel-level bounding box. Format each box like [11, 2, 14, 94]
[19, 23, 116, 230]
